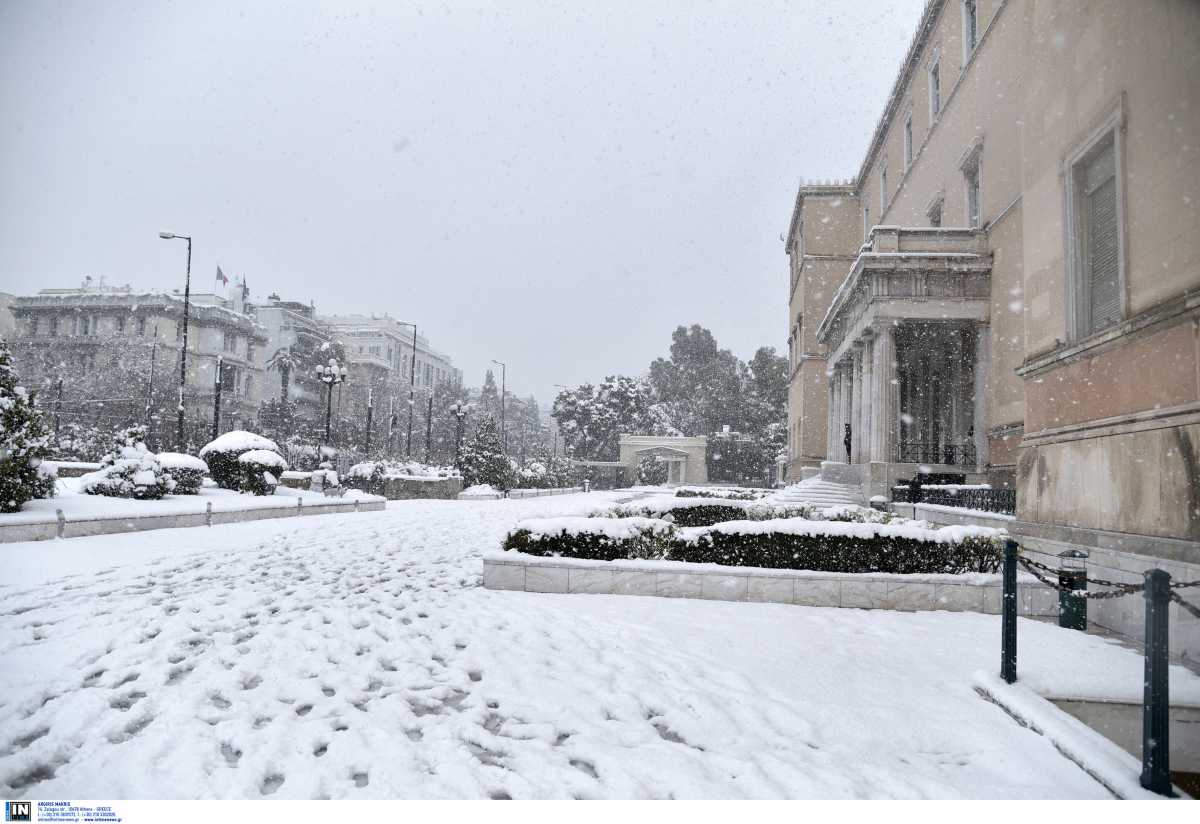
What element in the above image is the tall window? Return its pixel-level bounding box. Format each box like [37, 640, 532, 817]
[1075, 135, 1122, 334]
[904, 113, 913, 168]
[137, 316, 146, 336]
[964, 162, 981, 227]
[863, 206, 870, 241]
[116, 315, 125, 334]
[880, 166, 888, 212]
[928, 201, 943, 228]
[928, 59, 941, 120]
[49, 316, 58, 337]
[963, 1, 978, 57]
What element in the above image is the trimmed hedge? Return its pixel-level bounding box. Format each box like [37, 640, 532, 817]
[675, 487, 764, 501]
[503, 518, 1002, 575]
[504, 520, 677, 562]
[601, 500, 818, 527]
[671, 528, 1000, 574]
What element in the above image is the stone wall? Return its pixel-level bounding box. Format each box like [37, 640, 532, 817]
[381, 477, 463, 500]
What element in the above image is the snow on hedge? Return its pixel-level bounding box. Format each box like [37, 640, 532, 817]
[238, 449, 288, 469]
[460, 483, 501, 498]
[512, 516, 674, 541]
[155, 452, 209, 472]
[679, 517, 1005, 545]
[199, 431, 280, 457]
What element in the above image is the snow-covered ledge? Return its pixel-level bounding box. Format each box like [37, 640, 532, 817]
[483, 552, 1058, 615]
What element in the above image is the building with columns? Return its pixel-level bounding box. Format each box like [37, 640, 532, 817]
[784, 0, 1199, 654]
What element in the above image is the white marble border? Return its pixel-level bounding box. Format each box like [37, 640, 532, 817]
[483, 554, 1058, 616]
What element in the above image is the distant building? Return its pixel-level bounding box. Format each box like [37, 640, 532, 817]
[8, 283, 267, 447]
[252, 295, 333, 420]
[319, 313, 460, 393]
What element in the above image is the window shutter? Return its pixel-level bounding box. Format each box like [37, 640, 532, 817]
[1085, 142, 1119, 331]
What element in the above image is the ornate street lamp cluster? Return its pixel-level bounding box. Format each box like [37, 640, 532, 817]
[314, 358, 349, 445]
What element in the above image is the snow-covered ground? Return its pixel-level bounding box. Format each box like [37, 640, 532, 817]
[2, 491, 1197, 799]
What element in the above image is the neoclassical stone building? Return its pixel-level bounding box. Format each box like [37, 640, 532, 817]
[784, 1, 1199, 651]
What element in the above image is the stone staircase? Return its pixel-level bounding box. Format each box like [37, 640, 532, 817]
[768, 476, 865, 507]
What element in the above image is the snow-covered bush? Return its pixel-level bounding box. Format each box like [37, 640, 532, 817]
[199, 431, 281, 490]
[459, 483, 502, 498]
[0, 340, 55, 513]
[675, 486, 766, 501]
[156, 452, 209, 495]
[672, 521, 1002, 574]
[237, 449, 287, 496]
[53, 422, 112, 463]
[504, 517, 678, 561]
[513, 460, 555, 489]
[504, 516, 1003, 575]
[636, 454, 668, 486]
[81, 425, 175, 500]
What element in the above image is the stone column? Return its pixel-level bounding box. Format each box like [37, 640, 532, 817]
[826, 370, 838, 460]
[973, 323, 990, 467]
[849, 345, 864, 464]
[839, 359, 854, 463]
[870, 323, 897, 463]
[858, 337, 874, 464]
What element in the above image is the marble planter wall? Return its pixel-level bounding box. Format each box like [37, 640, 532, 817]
[483, 553, 1058, 616]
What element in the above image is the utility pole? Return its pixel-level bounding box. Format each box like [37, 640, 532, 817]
[364, 386, 374, 453]
[425, 388, 434, 461]
[492, 359, 507, 454]
[54, 378, 63, 441]
[159, 232, 192, 449]
[144, 322, 159, 435]
[212, 355, 223, 441]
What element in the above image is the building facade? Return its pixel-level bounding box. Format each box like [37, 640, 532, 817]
[8, 284, 268, 447]
[253, 296, 333, 420]
[785, 0, 1199, 655]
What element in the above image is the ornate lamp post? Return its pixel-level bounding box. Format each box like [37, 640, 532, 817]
[449, 401, 468, 462]
[314, 358, 348, 445]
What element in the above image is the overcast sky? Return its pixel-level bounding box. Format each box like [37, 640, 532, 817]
[1, 0, 922, 402]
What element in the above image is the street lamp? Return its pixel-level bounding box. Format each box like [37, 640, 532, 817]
[315, 358, 349, 445]
[159, 231, 192, 449]
[449, 401, 468, 463]
[491, 359, 507, 454]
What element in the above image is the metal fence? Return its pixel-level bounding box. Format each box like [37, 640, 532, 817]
[891, 485, 1016, 515]
[895, 441, 977, 466]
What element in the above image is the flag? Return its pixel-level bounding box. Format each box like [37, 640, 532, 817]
[215, 266, 229, 286]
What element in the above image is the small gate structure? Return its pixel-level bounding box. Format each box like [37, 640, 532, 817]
[997, 538, 1200, 796]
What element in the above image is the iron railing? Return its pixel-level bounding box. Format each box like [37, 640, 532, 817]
[896, 441, 977, 466]
[892, 485, 1016, 515]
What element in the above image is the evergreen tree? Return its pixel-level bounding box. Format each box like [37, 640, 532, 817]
[457, 415, 511, 489]
[0, 339, 56, 512]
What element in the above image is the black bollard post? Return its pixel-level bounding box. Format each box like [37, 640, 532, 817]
[1058, 549, 1089, 631]
[1140, 568, 1172, 795]
[1001, 539, 1018, 684]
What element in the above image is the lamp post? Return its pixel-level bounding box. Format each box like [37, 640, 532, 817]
[449, 401, 468, 463]
[315, 358, 348, 446]
[158, 231, 192, 448]
[491, 359, 507, 454]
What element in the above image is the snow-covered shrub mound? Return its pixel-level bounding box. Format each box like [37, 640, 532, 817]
[503, 516, 1004, 575]
[0, 340, 55, 512]
[673, 520, 1004, 574]
[504, 517, 677, 561]
[675, 486, 768, 501]
[237, 449, 287, 496]
[199, 431, 281, 490]
[635, 454, 668, 486]
[344, 460, 460, 494]
[81, 426, 174, 500]
[156, 452, 208, 495]
[817, 504, 896, 524]
[460, 483, 501, 498]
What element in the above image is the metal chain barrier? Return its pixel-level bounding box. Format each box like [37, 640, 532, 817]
[1016, 554, 1144, 599]
[1171, 592, 1200, 618]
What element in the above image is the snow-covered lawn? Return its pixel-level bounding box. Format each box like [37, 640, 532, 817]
[1, 476, 381, 525]
[2, 492, 1196, 799]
